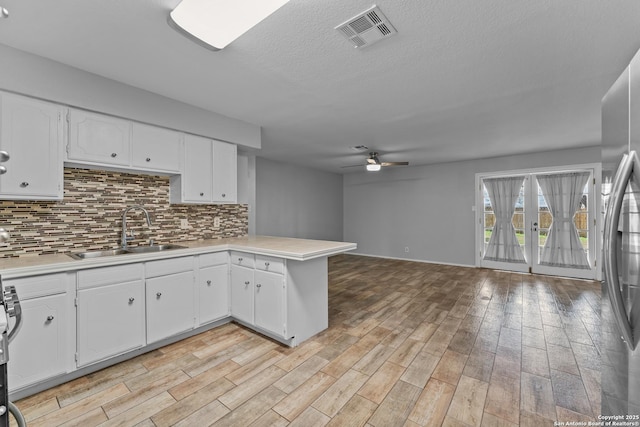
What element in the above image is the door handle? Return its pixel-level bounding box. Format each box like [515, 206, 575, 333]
[603, 151, 636, 350]
[532, 222, 538, 232]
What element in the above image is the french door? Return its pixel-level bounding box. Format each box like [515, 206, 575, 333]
[476, 165, 600, 280]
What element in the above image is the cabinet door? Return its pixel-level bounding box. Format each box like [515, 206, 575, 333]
[199, 264, 229, 325]
[8, 294, 68, 390]
[146, 271, 195, 344]
[77, 280, 145, 367]
[230, 265, 254, 324]
[254, 270, 285, 337]
[182, 134, 212, 202]
[131, 123, 182, 172]
[212, 140, 237, 203]
[68, 109, 131, 166]
[0, 93, 64, 200]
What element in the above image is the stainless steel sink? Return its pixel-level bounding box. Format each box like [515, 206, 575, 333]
[67, 249, 129, 260]
[124, 244, 187, 254]
[68, 244, 187, 260]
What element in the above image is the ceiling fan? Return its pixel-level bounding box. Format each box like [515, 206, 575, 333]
[342, 152, 409, 171]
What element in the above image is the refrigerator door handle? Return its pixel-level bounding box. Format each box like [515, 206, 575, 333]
[603, 151, 637, 350]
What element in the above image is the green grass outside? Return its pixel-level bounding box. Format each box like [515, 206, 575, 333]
[484, 230, 588, 248]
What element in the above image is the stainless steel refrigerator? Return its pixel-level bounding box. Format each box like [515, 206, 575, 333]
[601, 48, 640, 416]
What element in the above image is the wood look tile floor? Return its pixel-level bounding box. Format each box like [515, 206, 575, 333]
[12, 255, 602, 426]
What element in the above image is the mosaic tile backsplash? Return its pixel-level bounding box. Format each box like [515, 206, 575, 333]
[0, 168, 248, 258]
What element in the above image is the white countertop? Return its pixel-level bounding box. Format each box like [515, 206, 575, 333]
[0, 235, 357, 279]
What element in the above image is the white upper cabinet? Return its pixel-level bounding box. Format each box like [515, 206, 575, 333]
[68, 109, 183, 174]
[0, 93, 64, 200]
[131, 122, 182, 173]
[171, 134, 237, 204]
[67, 108, 131, 167]
[181, 134, 213, 202]
[212, 140, 237, 203]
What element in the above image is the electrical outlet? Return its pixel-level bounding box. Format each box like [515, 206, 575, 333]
[405, 247, 410, 253]
[180, 218, 189, 229]
[213, 217, 221, 228]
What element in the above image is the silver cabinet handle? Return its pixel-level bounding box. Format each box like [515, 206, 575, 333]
[146, 157, 151, 162]
[265, 262, 270, 267]
[129, 297, 135, 303]
[156, 292, 162, 297]
[238, 257, 243, 261]
[207, 280, 212, 285]
[256, 283, 262, 288]
[20, 182, 29, 187]
[244, 281, 250, 285]
[0, 166, 6, 175]
[111, 152, 117, 158]
[603, 151, 637, 350]
[46, 315, 54, 321]
[0, 151, 9, 162]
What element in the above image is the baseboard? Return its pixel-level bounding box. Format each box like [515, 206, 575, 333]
[345, 252, 475, 269]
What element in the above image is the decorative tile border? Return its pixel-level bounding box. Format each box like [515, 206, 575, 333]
[0, 168, 248, 258]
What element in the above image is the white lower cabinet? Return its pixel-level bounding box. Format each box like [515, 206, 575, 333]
[77, 280, 145, 367]
[198, 252, 229, 325]
[9, 294, 68, 390]
[76, 264, 145, 367]
[145, 257, 195, 344]
[231, 254, 288, 339]
[254, 270, 285, 337]
[230, 264, 254, 324]
[4, 273, 74, 391]
[146, 271, 195, 343]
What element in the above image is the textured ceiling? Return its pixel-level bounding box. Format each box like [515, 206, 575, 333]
[1, 0, 639, 173]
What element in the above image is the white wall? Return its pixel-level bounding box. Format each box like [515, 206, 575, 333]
[256, 157, 343, 241]
[237, 153, 256, 234]
[0, 44, 260, 148]
[343, 146, 601, 266]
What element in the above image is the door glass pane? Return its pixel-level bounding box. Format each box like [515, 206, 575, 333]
[483, 182, 526, 254]
[483, 187, 493, 251]
[575, 184, 589, 254]
[536, 174, 591, 269]
[514, 184, 525, 250]
[538, 184, 551, 256]
[535, 182, 589, 256]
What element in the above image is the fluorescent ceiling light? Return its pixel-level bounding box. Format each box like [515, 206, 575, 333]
[169, 0, 290, 51]
[366, 164, 381, 172]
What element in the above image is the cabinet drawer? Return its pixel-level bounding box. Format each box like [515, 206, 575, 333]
[146, 256, 194, 278]
[78, 263, 142, 290]
[230, 252, 255, 268]
[4, 272, 69, 300]
[255, 255, 284, 274]
[199, 252, 228, 268]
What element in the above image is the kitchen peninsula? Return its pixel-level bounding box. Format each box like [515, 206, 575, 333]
[0, 235, 356, 399]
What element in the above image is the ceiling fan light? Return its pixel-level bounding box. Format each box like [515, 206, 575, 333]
[169, 0, 290, 50]
[366, 164, 381, 172]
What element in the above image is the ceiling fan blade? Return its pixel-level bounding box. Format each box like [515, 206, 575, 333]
[381, 161, 409, 166]
[340, 164, 367, 168]
[366, 158, 377, 164]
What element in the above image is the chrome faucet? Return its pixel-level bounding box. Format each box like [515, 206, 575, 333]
[121, 205, 152, 249]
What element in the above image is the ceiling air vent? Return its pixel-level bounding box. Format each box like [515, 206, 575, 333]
[350, 145, 369, 151]
[335, 5, 397, 49]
